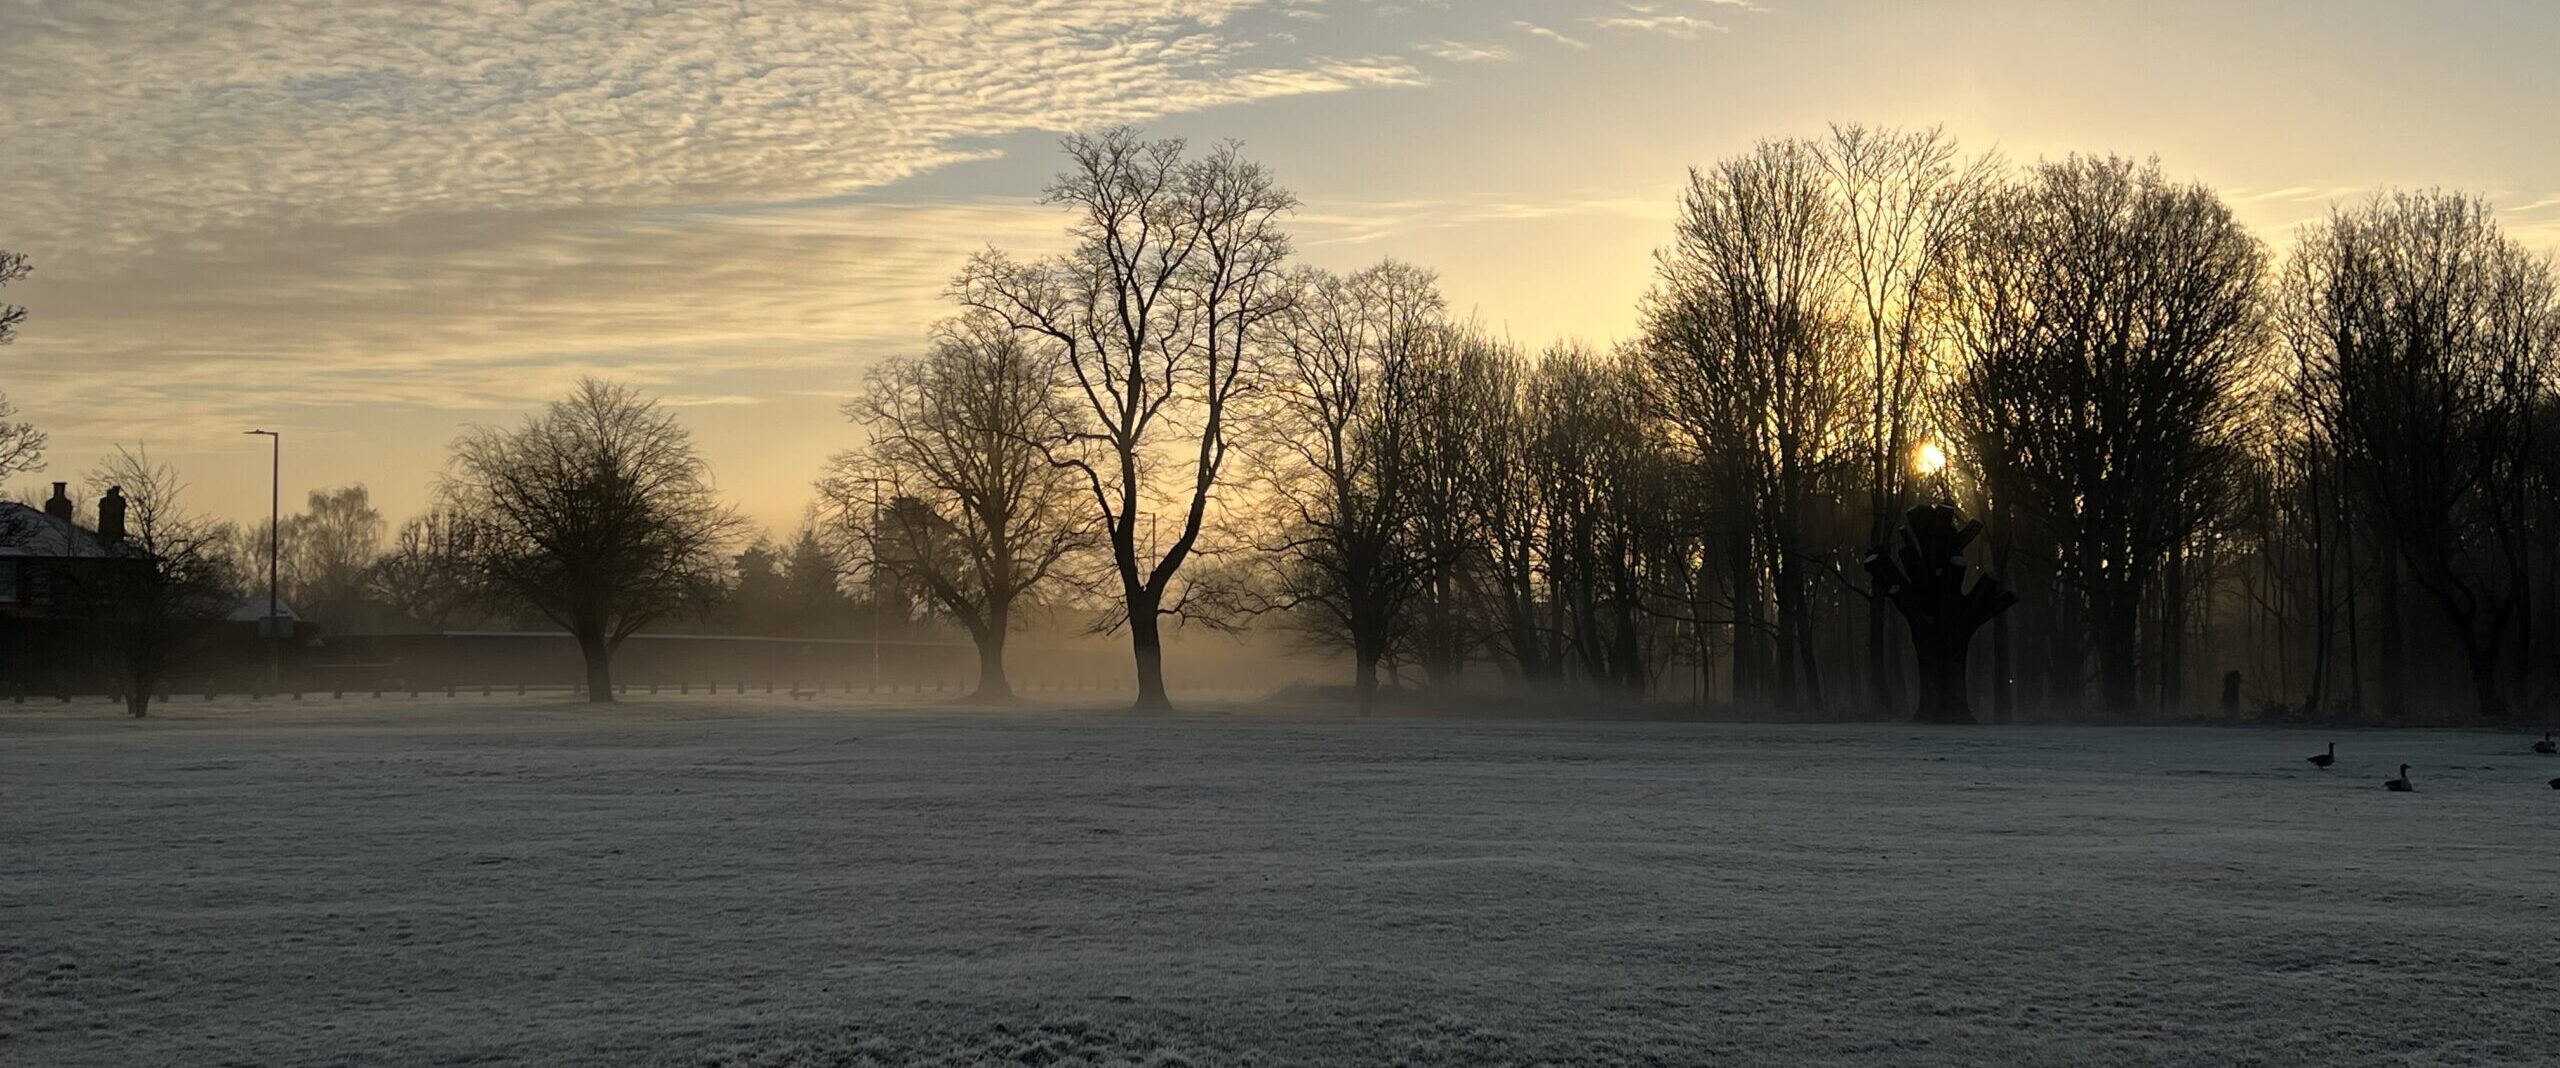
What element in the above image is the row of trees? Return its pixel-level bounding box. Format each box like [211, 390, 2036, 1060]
[12, 124, 2558, 721]
[825, 126, 2560, 724]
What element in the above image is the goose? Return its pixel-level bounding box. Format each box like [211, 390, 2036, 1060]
[2384, 765, 2414, 792]
[2534, 731, 2555, 755]
[2307, 742, 2336, 769]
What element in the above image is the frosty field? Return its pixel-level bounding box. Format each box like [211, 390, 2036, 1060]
[4, 699, 2556, 1067]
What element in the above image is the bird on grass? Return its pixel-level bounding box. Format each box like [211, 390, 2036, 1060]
[2385, 765, 2414, 792]
[2534, 731, 2555, 755]
[2307, 742, 2336, 769]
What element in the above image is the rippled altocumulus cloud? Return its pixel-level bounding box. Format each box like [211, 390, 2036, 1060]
[0, 0, 1767, 515]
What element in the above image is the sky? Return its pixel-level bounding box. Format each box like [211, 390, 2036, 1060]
[6, 0, 2558, 535]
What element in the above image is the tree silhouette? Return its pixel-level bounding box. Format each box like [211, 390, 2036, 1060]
[69, 448, 241, 717]
[441, 379, 745, 701]
[955, 129, 1294, 710]
[1866, 503, 2017, 724]
[824, 314, 1090, 700]
[1646, 138, 1863, 713]
[1252, 261, 1449, 712]
[2284, 191, 2560, 721]
[1947, 156, 2266, 716]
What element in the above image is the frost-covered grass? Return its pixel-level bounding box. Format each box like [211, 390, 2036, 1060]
[5, 697, 2556, 1066]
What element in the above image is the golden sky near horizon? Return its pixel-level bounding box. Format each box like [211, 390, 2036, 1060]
[4, 0, 2557, 534]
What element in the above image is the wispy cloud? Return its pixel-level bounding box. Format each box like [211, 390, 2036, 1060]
[1418, 39, 1518, 63]
[1514, 21, 1593, 50]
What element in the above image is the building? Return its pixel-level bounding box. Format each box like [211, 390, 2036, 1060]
[0, 483, 154, 692]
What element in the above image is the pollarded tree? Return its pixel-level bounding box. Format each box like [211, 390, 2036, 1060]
[954, 128, 1295, 709]
[441, 379, 746, 701]
[2283, 191, 2560, 721]
[1947, 156, 2267, 716]
[822, 314, 1090, 700]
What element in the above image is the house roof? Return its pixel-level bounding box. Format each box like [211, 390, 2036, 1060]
[0, 501, 150, 560]
[224, 596, 302, 624]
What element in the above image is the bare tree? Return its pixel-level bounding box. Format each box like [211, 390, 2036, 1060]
[441, 379, 746, 701]
[1528, 343, 1668, 695]
[68, 448, 241, 717]
[368, 509, 487, 630]
[954, 128, 1295, 709]
[1403, 326, 1514, 687]
[1252, 261, 1446, 711]
[0, 251, 43, 478]
[822, 314, 1090, 700]
[1816, 125, 1995, 715]
[290, 486, 385, 610]
[1646, 138, 1863, 714]
[2283, 191, 2560, 721]
[240, 485, 386, 619]
[1947, 156, 2267, 716]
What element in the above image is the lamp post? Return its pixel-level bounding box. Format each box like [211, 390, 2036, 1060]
[860, 474, 885, 693]
[245, 429, 281, 684]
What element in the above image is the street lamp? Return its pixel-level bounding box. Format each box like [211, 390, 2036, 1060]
[868, 476, 884, 693]
[245, 430, 282, 682]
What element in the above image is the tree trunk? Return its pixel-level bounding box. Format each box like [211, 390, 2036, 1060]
[972, 630, 1014, 701]
[124, 668, 153, 719]
[2093, 584, 2142, 716]
[2158, 542, 2187, 714]
[2458, 631, 2508, 722]
[2376, 548, 2406, 721]
[1868, 596, 1897, 718]
[1129, 593, 1170, 711]
[1912, 625, 1978, 725]
[1352, 631, 1384, 717]
[577, 630, 615, 704]
[1990, 608, 2014, 725]
[1730, 536, 1763, 708]
[1424, 572, 1460, 688]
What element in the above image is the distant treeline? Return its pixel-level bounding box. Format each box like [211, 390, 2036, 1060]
[10, 124, 2557, 723]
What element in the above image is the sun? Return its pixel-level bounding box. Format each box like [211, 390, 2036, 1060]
[1913, 440, 1950, 477]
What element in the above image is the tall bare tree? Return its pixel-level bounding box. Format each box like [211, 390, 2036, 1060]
[1646, 138, 1863, 714]
[954, 128, 1295, 709]
[1947, 156, 2267, 716]
[441, 379, 746, 701]
[2283, 191, 2560, 721]
[1252, 261, 1447, 710]
[1403, 326, 1514, 687]
[1816, 125, 1994, 715]
[822, 314, 1090, 700]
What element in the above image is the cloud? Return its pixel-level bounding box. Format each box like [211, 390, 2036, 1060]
[1417, 39, 1517, 63]
[0, 1, 1425, 258]
[1513, 22, 1593, 50]
[0, 0, 1785, 521]
[10, 198, 1076, 439]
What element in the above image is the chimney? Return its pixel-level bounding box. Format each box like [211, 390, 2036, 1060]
[98, 486, 127, 542]
[44, 482, 73, 522]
